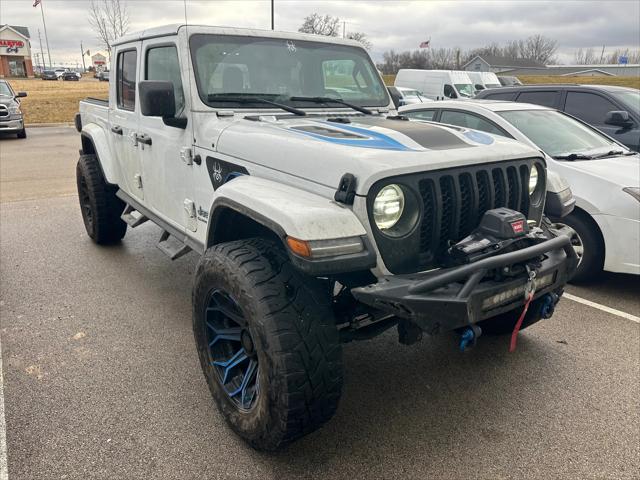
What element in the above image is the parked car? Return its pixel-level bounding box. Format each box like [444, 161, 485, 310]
[0, 80, 27, 138]
[62, 71, 80, 81]
[387, 86, 431, 107]
[97, 70, 110, 82]
[54, 68, 68, 79]
[498, 76, 522, 86]
[76, 24, 576, 450]
[400, 99, 640, 281]
[475, 84, 640, 152]
[41, 70, 58, 80]
[468, 71, 502, 92]
[395, 69, 475, 100]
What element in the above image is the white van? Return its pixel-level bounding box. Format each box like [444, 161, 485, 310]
[468, 71, 502, 92]
[394, 69, 475, 100]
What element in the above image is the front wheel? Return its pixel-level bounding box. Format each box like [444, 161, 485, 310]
[552, 211, 604, 283]
[17, 128, 26, 139]
[193, 238, 343, 451]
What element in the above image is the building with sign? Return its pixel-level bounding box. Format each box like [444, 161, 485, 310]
[91, 52, 108, 72]
[0, 25, 34, 78]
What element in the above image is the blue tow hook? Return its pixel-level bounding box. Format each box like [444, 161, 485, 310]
[459, 325, 482, 352]
[541, 292, 560, 319]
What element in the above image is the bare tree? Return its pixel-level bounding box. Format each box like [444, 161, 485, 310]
[88, 0, 130, 54]
[346, 31, 372, 50]
[519, 34, 557, 64]
[574, 47, 598, 64]
[298, 13, 340, 36]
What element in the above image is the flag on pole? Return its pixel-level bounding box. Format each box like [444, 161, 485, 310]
[419, 40, 431, 48]
[33, 0, 41, 7]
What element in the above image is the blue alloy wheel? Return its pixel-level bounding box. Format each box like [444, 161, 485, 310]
[205, 289, 259, 410]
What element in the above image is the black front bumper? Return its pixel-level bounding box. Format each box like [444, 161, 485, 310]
[352, 234, 577, 334]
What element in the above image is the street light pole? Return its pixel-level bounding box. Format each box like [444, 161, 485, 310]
[271, 0, 274, 30]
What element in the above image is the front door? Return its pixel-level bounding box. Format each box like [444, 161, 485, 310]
[111, 46, 144, 201]
[136, 38, 193, 233]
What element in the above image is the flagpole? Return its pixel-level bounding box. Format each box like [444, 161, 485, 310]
[38, 0, 52, 69]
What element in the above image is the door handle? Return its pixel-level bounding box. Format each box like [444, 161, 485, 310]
[111, 125, 123, 135]
[135, 133, 152, 146]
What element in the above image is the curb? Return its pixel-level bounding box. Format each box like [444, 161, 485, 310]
[25, 122, 74, 128]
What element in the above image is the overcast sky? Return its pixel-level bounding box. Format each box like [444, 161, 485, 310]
[1, 0, 639, 66]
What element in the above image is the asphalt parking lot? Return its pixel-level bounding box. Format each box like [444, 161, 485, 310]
[1, 127, 639, 479]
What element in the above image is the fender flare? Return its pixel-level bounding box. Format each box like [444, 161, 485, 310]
[206, 175, 368, 246]
[81, 124, 120, 185]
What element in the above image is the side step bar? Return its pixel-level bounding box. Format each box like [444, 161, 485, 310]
[157, 230, 192, 260]
[121, 204, 149, 228]
[116, 190, 205, 260]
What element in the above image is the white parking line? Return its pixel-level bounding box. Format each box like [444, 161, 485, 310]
[0, 334, 8, 480]
[564, 293, 640, 323]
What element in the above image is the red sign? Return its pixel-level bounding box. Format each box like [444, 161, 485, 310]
[0, 40, 25, 48]
[511, 220, 525, 234]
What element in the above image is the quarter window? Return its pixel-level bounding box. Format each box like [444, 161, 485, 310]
[146, 45, 185, 113]
[564, 91, 618, 125]
[117, 50, 137, 110]
[440, 110, 507, 136]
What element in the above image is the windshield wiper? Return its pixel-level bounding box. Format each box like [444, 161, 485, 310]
[553, 153, 594, 161]
[289, 96, 373, 115]
[590, 150, 636, 159]
[207, 94, 306, 116]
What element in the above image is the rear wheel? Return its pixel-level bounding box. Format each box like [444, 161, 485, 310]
[76, 154, 127, 244]
[193, 238, 343, 451]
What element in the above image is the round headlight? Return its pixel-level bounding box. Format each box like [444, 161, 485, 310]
[374, 184, 405, 230]
[529, 166, 539, 195]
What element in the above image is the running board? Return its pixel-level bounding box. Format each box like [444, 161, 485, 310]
[121, 204, 149, 228]
[157, 230, 192, 260]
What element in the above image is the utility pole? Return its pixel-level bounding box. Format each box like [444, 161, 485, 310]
[36, 0, 53, 69]
[38, 29, 46, 71]
[343, 21, 346, 38]
[599, 45, 605, 64]
[271, 0, 274, 30]
[80, 41, 87, 72]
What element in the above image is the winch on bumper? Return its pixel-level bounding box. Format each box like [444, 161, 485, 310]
[353, 208, 578, 335]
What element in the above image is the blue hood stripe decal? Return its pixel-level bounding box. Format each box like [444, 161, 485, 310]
[289, 122, 414, 151]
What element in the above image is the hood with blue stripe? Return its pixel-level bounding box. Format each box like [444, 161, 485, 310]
[214, 115, 543, 196]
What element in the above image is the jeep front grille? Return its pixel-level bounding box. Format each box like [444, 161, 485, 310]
[367, 158, 543, 274]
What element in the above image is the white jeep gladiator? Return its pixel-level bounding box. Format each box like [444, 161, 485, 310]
[76, 24, 577, 450]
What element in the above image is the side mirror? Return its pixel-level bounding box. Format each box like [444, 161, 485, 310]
[604, 110, 632, 127]
[387, 86, 402, 109]
[16, 92, 27, 98]
[139, 80, 176, 118]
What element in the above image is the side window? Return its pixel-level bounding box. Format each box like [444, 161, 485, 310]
[440, 110, 507, 136]
[405, 110, 437, 121]
[516, 90, 558, 108]
[146, 45, 185, 113]
[117, 50, 137, 111]
[564, 91, 618, 125]
[483, 91, 516, 101]
[443, 84, 457, 98]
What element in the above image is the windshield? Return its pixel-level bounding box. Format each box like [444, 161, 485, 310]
[454, 83, 474, 98]
[190, 34, 388, 109]
[498, 109, 620, 157]
[609, 89, 640, 114]
[0, 82, 12, 96]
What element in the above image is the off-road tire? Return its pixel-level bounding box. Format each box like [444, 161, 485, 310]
[552, 210, 604, 283]
[193, 238, 343, 451]
[17, 129, 26, 139]
[76, 153, 127, 244]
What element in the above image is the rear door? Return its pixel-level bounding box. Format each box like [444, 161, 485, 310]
[110, 45, 144, 200]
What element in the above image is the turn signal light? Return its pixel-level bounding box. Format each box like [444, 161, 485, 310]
[286, 237, 312, 257]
